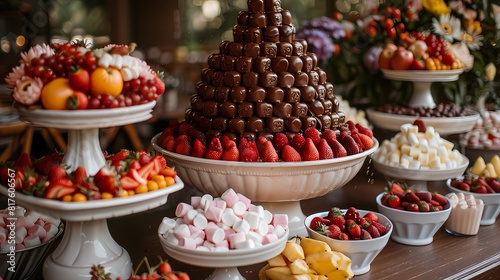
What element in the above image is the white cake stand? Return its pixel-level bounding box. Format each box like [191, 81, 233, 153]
[8, 102, 185, 279]
[158, 228, 289, 280]
[0, 181, 184, 279]
[366, 107, 479, 135]
[371, 154, 469, 191]
[152, 134, 378, 236]
[381, 69, 464, 108]
[17, 102, 156, 175]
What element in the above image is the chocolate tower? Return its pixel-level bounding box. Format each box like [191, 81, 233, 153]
[184, 0, 345, 142]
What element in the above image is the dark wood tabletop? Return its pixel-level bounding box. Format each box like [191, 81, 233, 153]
[107, 159, 500, 280]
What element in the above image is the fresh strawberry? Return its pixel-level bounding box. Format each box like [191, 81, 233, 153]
[220, 135, 234, 150]
[257, 136, 270, 152]
[154, 75, 166, 95]
[363, 212, 379, 224]
[326, 224, 341, 239]
[48, 165, 67, 183]
[191, 139, 207, 158]
[239, 140, 259, 162]
[351, 133, 365, 151]
[260, 140, 279, 162]
[346, 120, 358, 134]
[388, 181, 406, 194]
[281, 145, 301, 162]
[174, 135, 192, 155]
[14, 152, 32, 169]
[328, 207, 345, 231]
[73, 166, 87, 186]
[355, 123, 374, 138]
[35, 153, 63, 175]
[138, 161, 155, 179]
[95, 175, 117, 194]
[168, 120, 180, 131]
[361, 228, 372, 240]
[152, 155, 167, 170]
[300, 138, 320, 161]
[44, 177, 76, 199]
[56, 184, 78, 199]
[108, 150, 130, 164]
[371, 221, 388, 235]
[119, 175, 140, 190]
[406, 203, 420, 212]
[327, 138, 347, 158]
[317, 139, 333, 160]
[344, 207, 360, 221]
[337, 130, 349, 141]
[304, 127, 321, 145]
[339, 232, 349, 240]
[291, 133, 306, 150]
[160, 167, 177, 178]
[272, 133, 289, 149]
[387, 194, 401, 208]
[413, 119, 426, 133]
[347, 219, 361, 238]
[309, 217, 330, 231]
[138, 153, 151, 166]
[358, 217, 371, 228]
[366, 225, 380, 238]
[405, 191, 420, 203]
[205, 138, 223, 160]
[418, 200, 430, 212]
[431, 192, 448, 206]
[177, 122, 190, 135]
[94, 163, 116, 184]
[356, 133, 375, 150]
[128, 168, 147, 185]
[415, 191, 432, 202]
[222, 146, 239, 161]
[321, 129, 336, 143]
[339, 134, 360, 155]
[157, 127, 174, 146]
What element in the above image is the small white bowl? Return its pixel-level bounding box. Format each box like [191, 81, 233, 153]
[446, 177, 500, 225]
[304, 210, 393, 275]
[375, 193, 451, 246]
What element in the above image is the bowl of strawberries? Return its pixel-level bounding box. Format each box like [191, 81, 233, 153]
[304, 207, 392, 275]
[375, 185, 451, 246]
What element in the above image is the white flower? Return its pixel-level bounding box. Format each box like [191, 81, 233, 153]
[20, 43, 53, 64]
[449, 42, 474, 70]
[432, 14, 462, 42]
[4, 65, 25, 89]
[12, 76, 43, 105]
[485, 63, 497, 81]
[461, 26, 484, 51]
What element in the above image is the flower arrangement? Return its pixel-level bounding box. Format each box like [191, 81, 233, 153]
[296, 0, 500, 109]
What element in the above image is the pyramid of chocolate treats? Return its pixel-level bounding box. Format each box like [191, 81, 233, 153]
[183, 0, 345, 142]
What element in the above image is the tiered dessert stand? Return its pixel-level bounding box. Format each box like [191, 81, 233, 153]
[152, 134, 378, 236]
[0, 101, 185, 280]
[367, 69, 480, 135]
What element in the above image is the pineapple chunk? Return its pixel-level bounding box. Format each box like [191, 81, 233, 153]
[289, 259, 309, 275]
[282, 240, 305, 262]
[265, 267, 292, 279]
[326, 269, 351, 280]
[300, 237, 331, 256]
[470, 156, 486, 176]
[305, 251, 340, 275]
[485, 163, 497, 177]
[491, 155, 500, 176]
[268, 254, 288, 267]
[308, 275, 328, 280]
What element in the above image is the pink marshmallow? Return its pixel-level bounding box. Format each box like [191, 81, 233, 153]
[221, 188, 239, 207]
[237, 193, 251, 208]
[175, 202, 193, 218]
[224, 228, 236, 240]
[0, 228, 6, 244]
[190, 196, 202, 208]
[24, 210, 41, 224]
[42, 232, 55, 243]
[205, 222, 219, 231]
[0, 241, 12, 253]
[262, 233, 278, 245]
[15, 216, 34, 228]
[205, 227, 225, 244]
[205, 206, 223, 223]
[43, 223, 59, 236]
[28, 225, 47, 240]
[272, 214, 288, 229]
[15, 227, 27, 244]
[228, 232, 246, 249]
[216, 200, 227, 211]
[216, 239, 229, 248]
[183, 209, 198, 224]
[0, 218, 5, 228]
[179, 237, 197, 250]
[173, 224, 191, 240]
[15, 243, 25, 250]
[188, 225, 205, 239]
[23, 234, 41, 248]
[35, 219, 45, 227]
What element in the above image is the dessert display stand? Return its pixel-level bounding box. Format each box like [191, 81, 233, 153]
[158, 229, 289, 280]
[1, 102, 185, 280]
[371, 154, 469, 192]
[152, 134, 378, 236]
[367, 69, 479, 135]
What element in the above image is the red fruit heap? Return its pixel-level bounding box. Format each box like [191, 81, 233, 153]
[156, 0, 375, 162]
[5, 41, 165, 110]
[449, 175, 500, 194]
[310, 207, 389, 240]
[380, 181, 449, 212]
[90, 257, 190, 280]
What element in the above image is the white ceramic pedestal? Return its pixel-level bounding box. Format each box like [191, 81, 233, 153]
[371, 155, 469, 192]
[158, 228, 289, 280]
[9, 102, 185, 279]
[381, 69, 464, 109]
[152, 134, 378, 237]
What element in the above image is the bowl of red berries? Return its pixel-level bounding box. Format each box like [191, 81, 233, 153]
[304, 207, 392, 275]
[375, 188, 451, 246]
[446, 175, 500, 225]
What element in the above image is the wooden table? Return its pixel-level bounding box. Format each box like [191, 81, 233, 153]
[107, 160, 500, 280]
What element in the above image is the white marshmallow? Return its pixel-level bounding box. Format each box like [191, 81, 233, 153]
[273, 225, 286, 238]
[179, 237, 197, 249]
[233, 219, 251, 234]
[205, 227, 225, 244]
[229, 232, 246, 249]
[232, 201, 247, 217]
[190, 196, 202, 209]
[175, 203, 193, 218]
[200, 194, 214, 210]
[158, 217, 177, 234]
[173, 224, 191, 240]
[28, 225, 47, 240]
[262, 233, 278, 245]
[23, 234, 41, 248]
[236, 193, 251, 208]
[195, 246, 210, 251]
[244, 211, 260, 230]
[235, 239, 255, 249]
[193, 213, 208, 229]
[183, 209, 199, 224]
[222, 208, 239, 227]
[15, 227, 27, 244]
[263, 210, 273, 224]
[246, 231, 264, 245]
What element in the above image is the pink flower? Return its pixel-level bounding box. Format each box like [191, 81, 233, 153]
[12, 77, 43, 105]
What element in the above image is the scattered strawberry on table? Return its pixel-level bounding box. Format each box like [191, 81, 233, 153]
[380, 181, 449, 212]
[449, 175, 500, 193]
[0, 150, 177, 201]
[158, 120, 375, 162]
[90, 256, 189, 280]
[309, 207, 389, 240]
